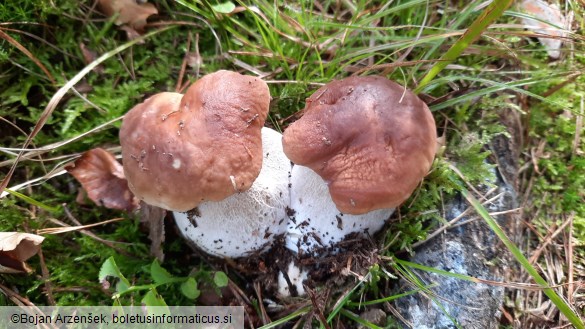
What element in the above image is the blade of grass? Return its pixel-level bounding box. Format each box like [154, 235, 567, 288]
[462, 188, 585, 329]
[414, 0, 482, 72]
[0, 28, 56, 85]
[0, 26, 174, 194]
[393, 258, 544, 291]
[326, 276, 367, 323]
[415, 0, 514, 93]
[257, 306, 311, 329]
[339, 309, 383, 329]
[426, 73, 575, 112]
[395, 259, 481, 283]
[2, 188, 61, 213]
[346, 286, 430, 307]
[391, 259, 463, 329]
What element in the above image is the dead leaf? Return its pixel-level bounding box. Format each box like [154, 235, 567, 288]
[80, 42, 98, 65]
[0, 232, 45, 274]
[65, 148, 139, 212]
[520, 0, 571, 59]
[98, 0, 158, 31]
[79, 43, 104, 74]
[119, 25, 145, 43]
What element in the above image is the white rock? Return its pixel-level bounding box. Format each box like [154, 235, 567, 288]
[173, 127, 291, 258]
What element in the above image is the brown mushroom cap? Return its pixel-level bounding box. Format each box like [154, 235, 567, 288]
[282, 76, 436, 214]
[119, 70, 270, 211]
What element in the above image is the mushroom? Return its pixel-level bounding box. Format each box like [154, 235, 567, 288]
[120, 70, 289, 257]
[174, 127, 290, 258]
[277, 261, 309, 297]
[120, 70, 270, 211]
[283, 75, 437, 215]
[278, 76, 436, 295]
[119, 72, 436, 293]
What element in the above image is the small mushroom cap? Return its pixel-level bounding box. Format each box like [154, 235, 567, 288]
[120, 70, 270, 211]
[282, 76, 436, 214]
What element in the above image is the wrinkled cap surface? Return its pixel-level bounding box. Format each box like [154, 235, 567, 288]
[120, 70, 270, 211]
[282, 75, 436, 214]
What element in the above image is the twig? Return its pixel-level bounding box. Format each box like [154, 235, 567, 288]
[565, 213, 575, 305]
[572, 96, 583, 156]
[253, 281, 270, 325]
[227, 280, 254, 328]
[0, 282, 56, 329]
[384, 302, 412, 328]
[175, 32, 192, 92]
[542, 73, 581, 98]
[412, 188, 501, 248]
[46, 205, 136, 258]
[37, 248, 55, 305]
[528, 216, 573, 265]
[306, 287, 331, 329]
[0, 282, 34, 306]
[499, 305, 514, 325]
[447, 162, 489, 201]
[449, 208, 522, 230]
[38, 217, 125, 235]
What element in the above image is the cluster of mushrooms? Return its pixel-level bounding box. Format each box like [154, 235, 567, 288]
[119, 70, 436, 296]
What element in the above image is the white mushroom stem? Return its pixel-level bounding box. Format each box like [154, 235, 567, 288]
[277, 262, 308, 297]
[173, 128, 290, 258]
[286, 164, 394, 255]
[278, 165, 394, 297]
[172, 128, 392, 296]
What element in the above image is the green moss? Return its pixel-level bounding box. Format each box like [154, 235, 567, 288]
[1, 2, 583, 324]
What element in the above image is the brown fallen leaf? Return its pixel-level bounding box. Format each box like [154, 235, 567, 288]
[79, 43, 104, 74]
[98, 0, 158, 31]
[0, 232, 45, 274]
[119, 25, 145, 43]
[65, 148, 139, 212]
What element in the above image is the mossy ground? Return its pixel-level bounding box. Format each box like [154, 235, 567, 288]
[0, 0, 583, 327]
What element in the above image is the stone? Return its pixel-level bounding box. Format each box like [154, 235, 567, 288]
[394, 136, 519, 328]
